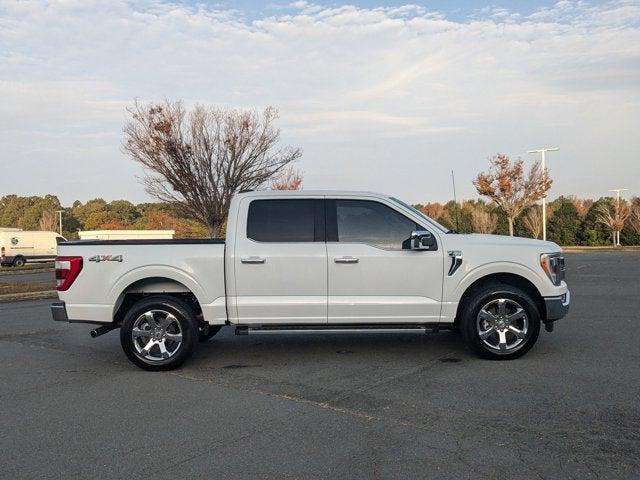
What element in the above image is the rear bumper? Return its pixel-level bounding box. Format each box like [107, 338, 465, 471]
[51, 301, 69, 322]
[543, 290, 570, 322]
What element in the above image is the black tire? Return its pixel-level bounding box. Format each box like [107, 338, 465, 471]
[120, 296, 199, 371]
[199, 325, 222, 342]
[461, 283, 541, 360]
[12, 256, 25, 267]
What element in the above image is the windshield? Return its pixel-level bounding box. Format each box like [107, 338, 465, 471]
[389, 197, 450, 233]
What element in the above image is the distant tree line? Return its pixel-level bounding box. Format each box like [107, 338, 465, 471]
[2, 192, 639, 245]
[0, 195, 210, 240]
[413, 196, 640, 246]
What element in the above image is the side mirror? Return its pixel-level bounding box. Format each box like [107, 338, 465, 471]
[411, 230, 436, 250]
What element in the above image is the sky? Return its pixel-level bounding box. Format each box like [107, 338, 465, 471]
[1, 0, 639, 205]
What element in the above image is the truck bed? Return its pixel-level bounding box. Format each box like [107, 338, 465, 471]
[60, 239, 225, 245]
[57, 240, 227, 324]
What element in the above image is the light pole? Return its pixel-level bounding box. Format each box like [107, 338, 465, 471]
[608, 188, 628, 246]
[55, 210, 64, 235]
[527, 147, 559, 241]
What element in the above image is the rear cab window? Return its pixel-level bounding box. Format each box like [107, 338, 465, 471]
[247, 199, 325, 242]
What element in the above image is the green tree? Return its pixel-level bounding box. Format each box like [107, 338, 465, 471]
[547, 197, 581, 245]
[578, 198, 611, 246]
[109, 200, 141, 224]
[71, 199, 108, 229]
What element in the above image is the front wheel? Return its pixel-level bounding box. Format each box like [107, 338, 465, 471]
[461, 284, 541, 360]
[120, 296, 199, 371]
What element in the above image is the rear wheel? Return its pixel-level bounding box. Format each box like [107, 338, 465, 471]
[12, 256, 25, 267]
[461, 284, 540, 360]
[120, 296, 199, 371]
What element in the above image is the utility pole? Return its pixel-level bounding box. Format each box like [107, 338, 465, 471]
[55, 210, 64, 235]
[527, 147, 559, 241]
[608, 188, 628, 246]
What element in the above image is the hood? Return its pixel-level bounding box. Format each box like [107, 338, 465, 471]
[449, 233, 561, 252]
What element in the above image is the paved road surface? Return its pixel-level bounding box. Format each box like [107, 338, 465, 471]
[0, 252, 638, 479]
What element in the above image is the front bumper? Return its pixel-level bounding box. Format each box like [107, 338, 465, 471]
[51, 301, 69, 322]
[543, 289, 570, 322]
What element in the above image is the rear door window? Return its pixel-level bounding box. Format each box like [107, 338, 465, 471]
[247, 199, 324, 242]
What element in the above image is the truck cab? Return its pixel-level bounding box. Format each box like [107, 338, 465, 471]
[51, 191, 570, 370]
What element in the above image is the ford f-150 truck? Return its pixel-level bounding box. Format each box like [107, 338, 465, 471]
[51, 190, 570, 370]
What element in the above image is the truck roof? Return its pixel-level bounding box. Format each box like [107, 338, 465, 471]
[236, 190, 389, 199]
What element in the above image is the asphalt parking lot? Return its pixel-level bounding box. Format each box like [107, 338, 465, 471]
[0, 251, 638, 479]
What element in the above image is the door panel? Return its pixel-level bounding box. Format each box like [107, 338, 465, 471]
[327, 199, 444, 324]
[233, 198, 327, 324]
[327, 243, 442, 323]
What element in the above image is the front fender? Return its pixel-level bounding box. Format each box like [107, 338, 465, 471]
[449, 261, 552, 301]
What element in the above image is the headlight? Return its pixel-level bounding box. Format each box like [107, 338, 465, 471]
[540, 253, 565, 286]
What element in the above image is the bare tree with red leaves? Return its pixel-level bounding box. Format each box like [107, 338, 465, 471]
[123, 100, 302, 237]
[271, 166, 303, 190]
[629, 198, 640, 234]
[473, 154, 552, 236]
[522, 207, 542, 239]
[471, 208, 498, 234]
[597, 198, 630, 246]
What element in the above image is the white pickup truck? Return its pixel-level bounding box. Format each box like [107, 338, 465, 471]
[51, 190, 570, 370]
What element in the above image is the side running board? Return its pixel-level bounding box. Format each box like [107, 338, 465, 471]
[235, 324, 441, 335]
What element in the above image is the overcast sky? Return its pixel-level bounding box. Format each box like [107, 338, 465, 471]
[1, 0, 639, 205]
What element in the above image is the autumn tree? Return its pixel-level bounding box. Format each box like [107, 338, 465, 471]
[271, 166, 303, 190]
[596, 198, 630, 246]
[37, 210, 57, 232]
[124, 101, 302, 237]
[629, 198, 640, 234]
[521, 206, 542, 239]
[471, 208, 498, 234]
[417, 202, 446, 221]
[473, 154, 552, 236]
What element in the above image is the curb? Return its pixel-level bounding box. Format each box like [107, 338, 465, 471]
[0, 290, 57, 303]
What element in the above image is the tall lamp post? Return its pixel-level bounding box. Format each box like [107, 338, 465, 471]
[608, 188, 628, 246]
[527, 147, 559, 241]
[55, 210, 64, 235]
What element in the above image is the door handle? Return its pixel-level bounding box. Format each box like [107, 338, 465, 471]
[334, 256, 359, 264]
[241, 256, 266, 264]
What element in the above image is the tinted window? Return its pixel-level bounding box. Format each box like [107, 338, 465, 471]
[247, 199, 322, 242]
[335, 200, 420, 250]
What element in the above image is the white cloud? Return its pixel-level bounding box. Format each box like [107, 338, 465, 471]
[0, 0, 639, 203]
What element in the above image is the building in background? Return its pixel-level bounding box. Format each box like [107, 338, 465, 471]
[78, 230, 175, 240]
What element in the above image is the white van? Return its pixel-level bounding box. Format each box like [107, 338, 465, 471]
[0, 231, 66, 267]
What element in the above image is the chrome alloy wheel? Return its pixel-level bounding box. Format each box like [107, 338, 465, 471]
[476, 298, 529, 352]
[131, 310, 183, 362]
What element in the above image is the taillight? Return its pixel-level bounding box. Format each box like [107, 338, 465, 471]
[55, 256, 83, 291]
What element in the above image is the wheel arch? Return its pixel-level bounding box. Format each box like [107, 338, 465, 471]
[454, 272, 546, 325]
[112, 276, 203, 325]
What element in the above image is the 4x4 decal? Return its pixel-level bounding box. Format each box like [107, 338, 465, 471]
[88, 255, 123, 263]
